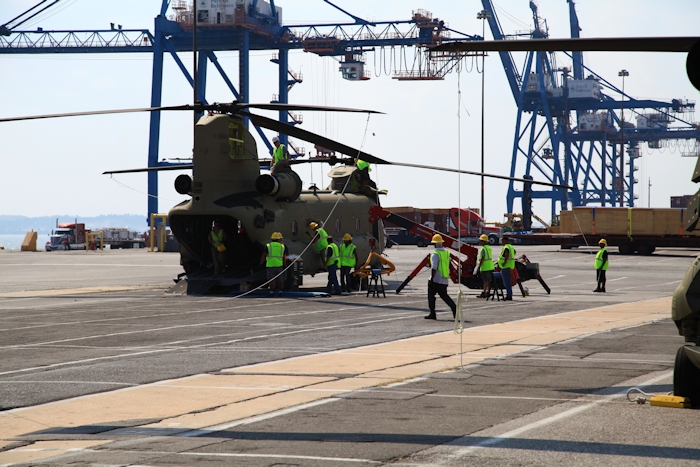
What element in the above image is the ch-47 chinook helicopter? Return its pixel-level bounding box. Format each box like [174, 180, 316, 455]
[434, 35, 700, 406]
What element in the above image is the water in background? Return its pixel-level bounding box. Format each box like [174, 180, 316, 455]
[0, 234, 49, 251]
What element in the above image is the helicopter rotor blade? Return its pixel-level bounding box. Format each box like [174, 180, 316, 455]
[242, 111, 389, 164]
[432, 36, 700, 53]
[239, 103, 383, 114]
[0, 105, 193, 123]
[103, 164, 193, 175]
[387, 162, 572, 190]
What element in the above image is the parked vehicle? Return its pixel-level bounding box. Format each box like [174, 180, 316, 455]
[384, 227, 430, 247]
[45, 223, 86, 251]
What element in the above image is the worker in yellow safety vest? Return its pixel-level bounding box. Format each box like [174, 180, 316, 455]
[477, 234, 495, 298]
[339, 233, 359, 293]
[208, 220, 227, 275]
[271, 135, 289, 174]
[309, 221, 329, 269]
[593, 238, 609, 293]
[498, 237, 516, 301]
[325, 235, 342, 295]
[355, 157, 371, 186]
[425, 234, 457, 320]
[260, 232, 287, 296]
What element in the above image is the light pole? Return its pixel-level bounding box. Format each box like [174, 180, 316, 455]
[477, 9, 491, 218]
[618, 69, 629, 207]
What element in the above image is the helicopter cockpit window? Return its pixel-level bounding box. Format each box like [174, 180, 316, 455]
[228, 121, 246, 159]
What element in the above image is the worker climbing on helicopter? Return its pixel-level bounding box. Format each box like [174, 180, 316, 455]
[260, 231, 287, 297]
[271, 135, 290, 174]
[309, 221, 329, 269]
[354, 157, 371, 187]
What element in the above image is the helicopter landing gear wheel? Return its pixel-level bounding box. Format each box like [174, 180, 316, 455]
[673, 346, 700, 408]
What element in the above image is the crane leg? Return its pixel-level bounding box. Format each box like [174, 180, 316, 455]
[395, 255, 430, 295]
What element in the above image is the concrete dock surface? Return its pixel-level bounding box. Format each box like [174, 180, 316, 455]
[0, 245, 698, 466]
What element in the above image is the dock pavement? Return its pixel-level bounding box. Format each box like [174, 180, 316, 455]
[0, 245, 698, 466]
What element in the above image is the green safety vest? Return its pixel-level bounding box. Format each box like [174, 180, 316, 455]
[479, 245, 495, 272]
[273, 143, 286, 164]
[431, 249, 450, 279]
[595, 247, 609, 270]
[498, 244, 515, 269]
[315, 228, 329, 251]
[356, 159, 371, 171]
[211, 229, 224, 244]
[339, 243, 356, 267]
[266, 241, 284, 268]
[327, 242, 340, 267]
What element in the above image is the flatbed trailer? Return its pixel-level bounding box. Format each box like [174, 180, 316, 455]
[504, 232, 700, 255]
[506, 207, 700, 255]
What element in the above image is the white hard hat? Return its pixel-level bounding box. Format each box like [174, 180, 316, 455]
[272, 136, 280, 143]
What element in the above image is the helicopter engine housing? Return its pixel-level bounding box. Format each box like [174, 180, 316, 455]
[255, 171, 303, 202]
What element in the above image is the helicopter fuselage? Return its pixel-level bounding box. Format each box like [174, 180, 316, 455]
[167, 113, 383, 284]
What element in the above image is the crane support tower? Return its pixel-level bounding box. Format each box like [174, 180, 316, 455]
[481, 0, 700, 221]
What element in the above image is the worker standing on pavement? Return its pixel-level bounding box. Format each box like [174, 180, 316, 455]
[593, 239, 609, 293]
[260, 232, 287, 297]
[271, 135, 289, 174]
[477, 234, 494, 298]
[208, 221, 227, 275]
[339, 233, 359, 293]
[309, 222, 329, 269]
[325, 235, 342, 295]
[426, 234, 457, 320]
[498, 237, 515, 301]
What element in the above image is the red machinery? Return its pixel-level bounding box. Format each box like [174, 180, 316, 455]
[369, 206, 550, 295]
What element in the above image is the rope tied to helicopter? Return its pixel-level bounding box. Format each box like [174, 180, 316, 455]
[230, 112, 375, 300]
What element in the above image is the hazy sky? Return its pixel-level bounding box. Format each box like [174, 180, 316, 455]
[1, 0, 699, 226]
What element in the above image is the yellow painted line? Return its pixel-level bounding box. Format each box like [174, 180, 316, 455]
[0, 286, 157, 298]
[0, 296, 672, 461]
[0, 440, 109, 465]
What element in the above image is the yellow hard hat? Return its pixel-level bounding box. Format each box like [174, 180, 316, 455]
[343, 233, 352, 241]
[431, 234, 444, 243]
[598, 239, 607, 246]
[479, 234, 489, 242]
[271, 232, 283, 239]
[309, 222, 318, 230]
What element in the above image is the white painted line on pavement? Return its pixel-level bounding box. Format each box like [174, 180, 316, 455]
[444, 370, 673, 460]
[176, 398, 339, 437]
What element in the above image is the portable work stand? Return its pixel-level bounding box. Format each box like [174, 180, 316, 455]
[367, 269, 386, 298]
[488, 272, 505, 301]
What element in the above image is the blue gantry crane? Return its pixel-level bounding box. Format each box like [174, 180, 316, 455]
[481, 0, 700, 225]
[0, 0, 479, 221]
